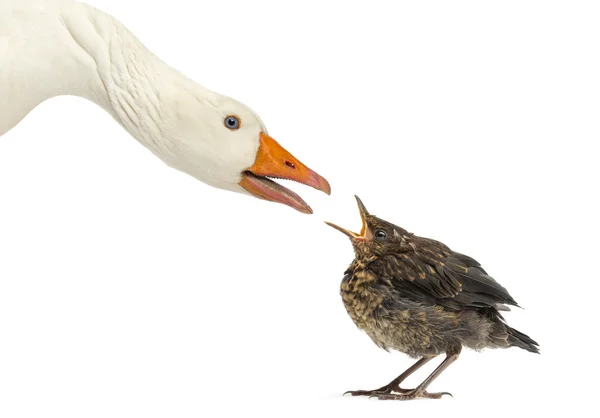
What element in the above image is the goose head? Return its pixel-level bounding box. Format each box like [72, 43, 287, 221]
[0, 0, 329, 213]
[158, 88, 330, 214]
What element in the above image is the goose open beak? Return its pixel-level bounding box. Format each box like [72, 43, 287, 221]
[240, 132, 331, 214]
[325, 196, 371, 240]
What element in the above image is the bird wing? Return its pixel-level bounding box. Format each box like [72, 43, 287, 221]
[383, 245, 518, 311]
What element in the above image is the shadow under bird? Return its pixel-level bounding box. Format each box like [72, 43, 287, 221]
[326, 196, 539, 401]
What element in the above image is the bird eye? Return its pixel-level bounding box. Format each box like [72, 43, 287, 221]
[374, 230, 387, 241]
[224, 115, 240, 130]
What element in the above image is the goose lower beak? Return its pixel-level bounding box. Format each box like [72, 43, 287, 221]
[240, 132, 331, 214]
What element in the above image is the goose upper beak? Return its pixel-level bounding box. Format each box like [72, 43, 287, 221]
[240, 132, 331, 214]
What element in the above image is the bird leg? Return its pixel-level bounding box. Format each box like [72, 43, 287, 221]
[344, 356, 434, 397]
[376, 348, 461, 401]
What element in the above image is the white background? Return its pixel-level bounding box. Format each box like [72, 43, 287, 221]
[1, 0, 599, 416]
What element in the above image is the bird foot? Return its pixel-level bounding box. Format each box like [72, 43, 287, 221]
[343, 385, 411, 397]
[345, 389, 389, 397]
[374, 389, 452, 401]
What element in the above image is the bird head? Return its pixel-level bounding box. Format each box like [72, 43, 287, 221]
[159, 87, 330, 214]
[325, 196, 411, 258]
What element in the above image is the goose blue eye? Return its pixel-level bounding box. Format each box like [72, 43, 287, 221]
[374, 230, 387, 241]
[224, 115, 240, 130]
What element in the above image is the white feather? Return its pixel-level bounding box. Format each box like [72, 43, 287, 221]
[0, 0, 266, 194]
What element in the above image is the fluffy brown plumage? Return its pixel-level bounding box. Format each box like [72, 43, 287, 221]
[326, 196, 538, 400]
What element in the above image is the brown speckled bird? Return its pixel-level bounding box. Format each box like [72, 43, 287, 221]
[326, 196, 539, 401]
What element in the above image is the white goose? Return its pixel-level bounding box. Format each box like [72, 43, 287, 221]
[0, 0, 330, 213]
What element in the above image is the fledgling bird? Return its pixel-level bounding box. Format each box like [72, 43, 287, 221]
[326, 196, 539, 401]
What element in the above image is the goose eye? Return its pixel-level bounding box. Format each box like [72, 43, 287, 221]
[224, 115, 240, 130]
[374, 230, 387, 241]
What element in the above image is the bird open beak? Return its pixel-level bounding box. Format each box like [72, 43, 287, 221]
[325, 195, 372, 240]
[239, 132, 331, 214]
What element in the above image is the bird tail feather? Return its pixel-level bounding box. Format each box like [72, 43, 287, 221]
[507, 326, 540, 354]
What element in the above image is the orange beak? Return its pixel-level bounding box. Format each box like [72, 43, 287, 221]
[325, 196, 372, 241]
[239, 132, 331, 214]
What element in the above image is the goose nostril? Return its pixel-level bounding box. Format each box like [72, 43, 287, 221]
[285, 161, 296, 169]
